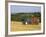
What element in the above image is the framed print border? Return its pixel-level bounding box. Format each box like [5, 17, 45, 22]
[5, 1, 45, 36]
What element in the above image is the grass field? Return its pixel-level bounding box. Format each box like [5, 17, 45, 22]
[11, 21, 41, 32]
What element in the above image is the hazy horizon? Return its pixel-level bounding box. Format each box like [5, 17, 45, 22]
[11, 12, 41, 14]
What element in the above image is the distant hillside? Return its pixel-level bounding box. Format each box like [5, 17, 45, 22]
[11, 12, 41, 21]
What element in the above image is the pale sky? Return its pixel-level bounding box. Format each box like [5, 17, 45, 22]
[11, 5, 41, 14]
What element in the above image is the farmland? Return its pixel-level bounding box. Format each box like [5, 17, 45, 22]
[11, 21, 41, 32]
[11, 12, 41, 32]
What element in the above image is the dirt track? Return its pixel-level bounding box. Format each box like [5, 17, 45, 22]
[11, 21, 41, 32]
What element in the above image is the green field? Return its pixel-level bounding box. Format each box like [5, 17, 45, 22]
[11, 21, 41, 32]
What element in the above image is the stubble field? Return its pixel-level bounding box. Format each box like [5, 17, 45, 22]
[11, 21, 41, 32]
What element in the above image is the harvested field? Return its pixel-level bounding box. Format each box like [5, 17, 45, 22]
[11, 21, 41, 32]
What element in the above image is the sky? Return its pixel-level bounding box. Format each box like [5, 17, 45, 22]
[11, 5, 41, 14]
